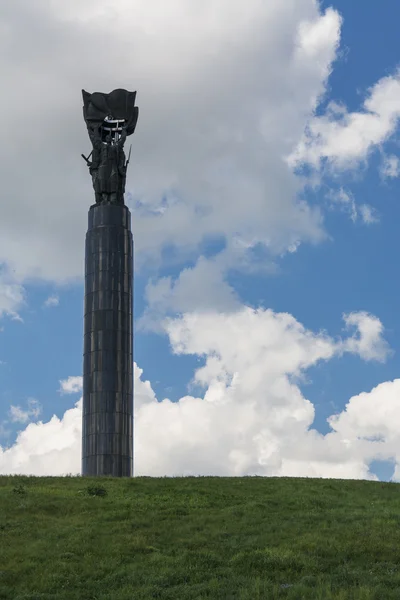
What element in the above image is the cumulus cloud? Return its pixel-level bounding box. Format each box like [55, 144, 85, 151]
[327, 188, 357, 222]
[325, 188, 379, 225]
[0, 1, 398, 482]
[328, 380, 400, 478]
[289, 71, 400, 172]
[380, 154, 400, 179]
[44, 294, 59, 308]
[0, 269, 25, 322]
[358, 204, 379, 225]
[59, 376, 83, 395]
[0, 307, 394, 479]
[342, 311, 390, 362]
[0, 0, 343, 284]
[1, 400, 82, 476]
[8, 399, 42, 424]
[140, 254, 242, 330]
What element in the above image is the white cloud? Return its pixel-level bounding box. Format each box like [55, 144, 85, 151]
[325, 188, 378, 225]
[0, 1, 342, 284]
[0, 306, 394, 479]
[1, 400, 82, 476]
[44, 294, 59, 308]
[328, 380, 400, 474]
[0, 269, 25, 322]
[342, 311, 390, 362]
[140, 254, 241, 330]
[358, 204, 379, 225]
[8, 407, 29, 424]
[380, 154, 400, 179]
[289, 71, 400, 172]
[59, 376, 83, 395]
[8, 399, 42, 424]
[327, 188, 358, 222]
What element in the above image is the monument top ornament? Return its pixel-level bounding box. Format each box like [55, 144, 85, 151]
[81, 88, 139, 206]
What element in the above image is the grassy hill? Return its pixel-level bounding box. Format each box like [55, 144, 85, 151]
[1, 475, 400, 599]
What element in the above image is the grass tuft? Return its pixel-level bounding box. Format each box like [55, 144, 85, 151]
[86, 485, 108, 497]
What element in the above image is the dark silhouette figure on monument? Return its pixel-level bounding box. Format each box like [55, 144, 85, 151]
[81, 88, 139, 205]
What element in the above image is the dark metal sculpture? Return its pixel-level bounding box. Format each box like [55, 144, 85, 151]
[81, 89, 138, 477]
[82, 89, 139, 205]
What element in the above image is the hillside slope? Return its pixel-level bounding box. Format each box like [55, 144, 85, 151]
[1, 475, 400, 599]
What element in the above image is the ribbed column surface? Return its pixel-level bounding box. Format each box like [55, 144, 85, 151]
[82, 203, 133, 477]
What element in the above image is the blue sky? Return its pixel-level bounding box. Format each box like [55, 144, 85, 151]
[1, 1, 400, 480]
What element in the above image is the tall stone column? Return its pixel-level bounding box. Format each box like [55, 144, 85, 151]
[82, 203, 134, 477]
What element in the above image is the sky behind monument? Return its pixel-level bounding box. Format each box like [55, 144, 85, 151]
[1, 0, 400, 481]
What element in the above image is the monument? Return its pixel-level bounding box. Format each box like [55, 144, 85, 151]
[81, 88, 139, 477]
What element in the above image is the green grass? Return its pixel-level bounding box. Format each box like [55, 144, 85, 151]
[1, 476, 400, 599]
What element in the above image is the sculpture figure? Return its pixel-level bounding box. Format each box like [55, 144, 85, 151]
[81, 89, 139, 205]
